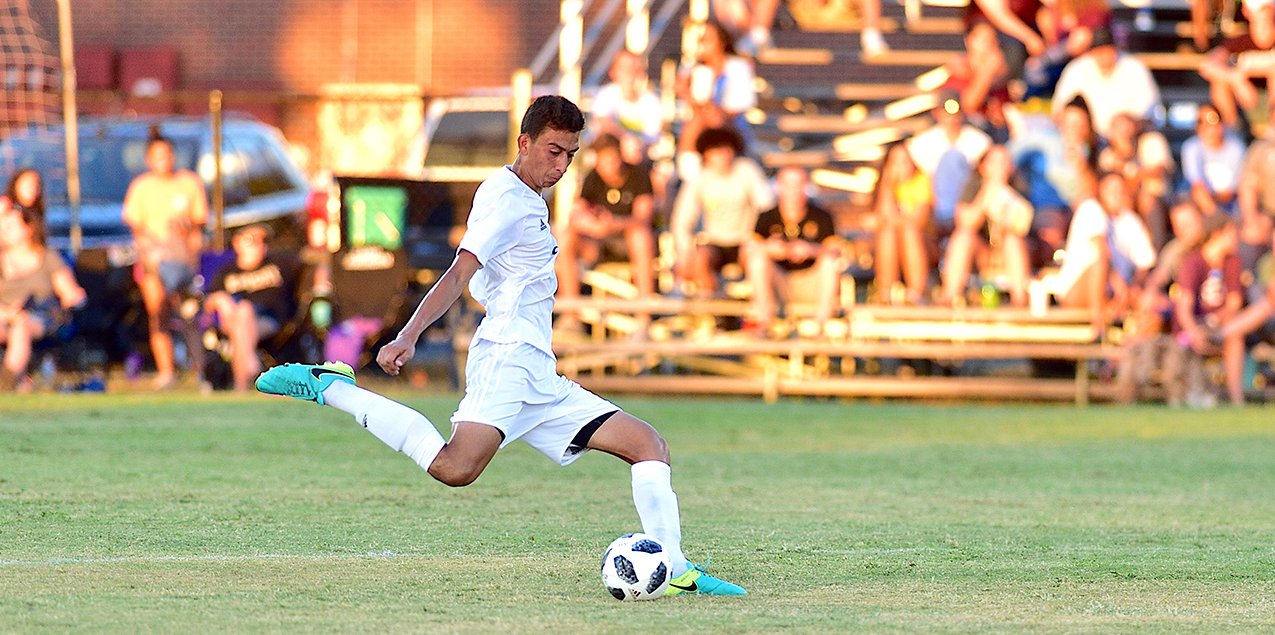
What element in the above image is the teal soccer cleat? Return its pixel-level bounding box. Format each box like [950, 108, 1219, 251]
[255, 362, 355, 406]
[664, 561, 747, 596]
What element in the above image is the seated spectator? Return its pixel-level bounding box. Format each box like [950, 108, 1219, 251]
[671, 127, 774, 297]
[1117, 198, 1205, 403]
[1198, 0, 1275, 129]
[1098, 112, 1174, 250]
[873, 143, 935, 305]
[589, 50, 663, 166]
[907, 96, 993, 235]
[1040, 178, 1113, 332]
[1236, 101, 1275, 269]
[677, 21, 757, 176]
[1181, 104, 1246, 219]
[941, 146, 1033, 307]
[964, 0, 1046, 81]
[1026, 0, 1112, 96]
[0, 199, 86, 391]
[204, 224, 303, 393]
[1007, 96, 1099, 267]
[1164, 213, 1244, 407]
[743, 167, 841, 332]
[1051, 27, 1160, 138]
[5, 169, 45, 218]
[556, 133, 656, 329]
[943, 21, 1012, 136]
[1103, 172, 1158, 319]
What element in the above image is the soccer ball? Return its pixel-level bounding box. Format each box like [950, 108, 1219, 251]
[600, 533, 671, 601]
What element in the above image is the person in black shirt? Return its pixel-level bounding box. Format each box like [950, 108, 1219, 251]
[743, 167, 841, 334]
[205, 224, 302, 392]
[555, 133, 656, 330]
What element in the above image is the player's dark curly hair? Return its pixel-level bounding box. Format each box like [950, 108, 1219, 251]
[521, 95, 585, 140]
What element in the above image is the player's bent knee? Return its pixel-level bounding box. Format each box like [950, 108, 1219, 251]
[427, 458, 482, 487]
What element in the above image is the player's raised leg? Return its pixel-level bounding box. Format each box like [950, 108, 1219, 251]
[585, 412, 746, 596]
[255, 362, 448, 474]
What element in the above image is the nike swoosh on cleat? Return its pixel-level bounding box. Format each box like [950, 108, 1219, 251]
[668, 581, 697, 593]
[311, 368, 341, 380]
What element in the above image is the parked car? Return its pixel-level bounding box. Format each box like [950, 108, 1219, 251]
[0, 115, 324, 253]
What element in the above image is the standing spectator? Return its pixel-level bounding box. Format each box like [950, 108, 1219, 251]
[122, 134, 208, 389]
[671, 127, 774, 297]
[1198, 0, 1275, 128]
[1164, 213, 1244, 407]
[873, 143, 934, 305]
[0, 200, 86, 391]
[1117, 198, 1205, 403]
[907, 97, 993, 235]
[5, 169, 44, 218]
[941, 146, 1034, 307]
[204, 224, 303, 394]
[589, 50, 663, 166]
[1181, 103, 1246, 218]
[1051, 27, 1160, 137]
[556, 134, 656, 330]
[677, 21, 757, 176]
[743, 167, 841, 332]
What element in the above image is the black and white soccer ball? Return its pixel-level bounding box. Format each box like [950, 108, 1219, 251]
[600, 533, 671, 601]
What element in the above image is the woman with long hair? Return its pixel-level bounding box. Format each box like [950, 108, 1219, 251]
[0, 199, 86, 391]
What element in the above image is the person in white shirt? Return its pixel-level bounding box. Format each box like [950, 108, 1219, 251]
[255, 96, 746, 597]
[1050, 27, 1160, 138]
[589, 50, 663, 165]
[907, 97, 993, 231]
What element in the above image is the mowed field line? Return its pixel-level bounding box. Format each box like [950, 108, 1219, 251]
[5, 543, 1272, 568]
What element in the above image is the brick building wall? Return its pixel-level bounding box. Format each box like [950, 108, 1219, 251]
[24, 0, 561, 170]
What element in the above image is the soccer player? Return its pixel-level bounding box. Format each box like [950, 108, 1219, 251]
[255, 95, 745, 596]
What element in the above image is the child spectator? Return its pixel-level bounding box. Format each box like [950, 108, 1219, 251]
[4, 169, 44, 218]
[873, 143, 935, 305]
[1180, 103, 1246, 218]
[743, 167, 841, 333]
[943, 21, 1012, 135]
[1041, 176, 1112, 333]
[941, 146, 1034, 307]
[964, 0, 1046, 81]
[671, 127, 774, 297]
[1026, 0, 1112, 96]
[1236, 101, 1275, 269]
[1164, 213, 1245, 407]
[1103, 172, 1158, 320]
[0, 199, 86, 391]
[1098, 112, 1174, 250]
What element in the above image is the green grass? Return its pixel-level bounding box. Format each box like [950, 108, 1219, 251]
[2, 392, 1274, 633]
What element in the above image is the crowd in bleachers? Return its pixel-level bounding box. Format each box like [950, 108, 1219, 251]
[552, 0, 1275, 406]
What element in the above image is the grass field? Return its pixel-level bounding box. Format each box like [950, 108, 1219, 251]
[2, 391, 1274, 634]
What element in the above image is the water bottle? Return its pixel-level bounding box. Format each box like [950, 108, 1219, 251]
[980, 283, 1000, 309]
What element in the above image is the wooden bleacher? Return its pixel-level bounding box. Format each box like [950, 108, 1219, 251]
[552, 298, 1121, 405]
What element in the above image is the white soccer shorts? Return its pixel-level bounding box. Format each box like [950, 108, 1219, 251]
[452, 339, 619, 466]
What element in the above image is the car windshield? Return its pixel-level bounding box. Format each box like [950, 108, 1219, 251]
[0, 133, 199, 204]
[423, 110, 508, 168]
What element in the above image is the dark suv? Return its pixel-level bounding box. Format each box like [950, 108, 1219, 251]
[0, 115, 320, 253]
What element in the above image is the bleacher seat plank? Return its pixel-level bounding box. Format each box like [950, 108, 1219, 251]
[904, 16, 965, 34]
[863, 50, 956, 66]
[1136, 51, 1206, 70]
[757, 48, 835, 65]
[834, 83, 924, 101]
[777, 113, 929, 134]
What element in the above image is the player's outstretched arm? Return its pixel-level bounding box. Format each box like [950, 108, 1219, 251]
[378, 249, 481, 375]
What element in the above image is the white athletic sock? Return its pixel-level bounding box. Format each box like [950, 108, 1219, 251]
[631, 460, 690, 577]
[322, 381, 445, 470]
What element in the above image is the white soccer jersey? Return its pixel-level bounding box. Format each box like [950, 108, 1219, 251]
[458, 166, 559, 356]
